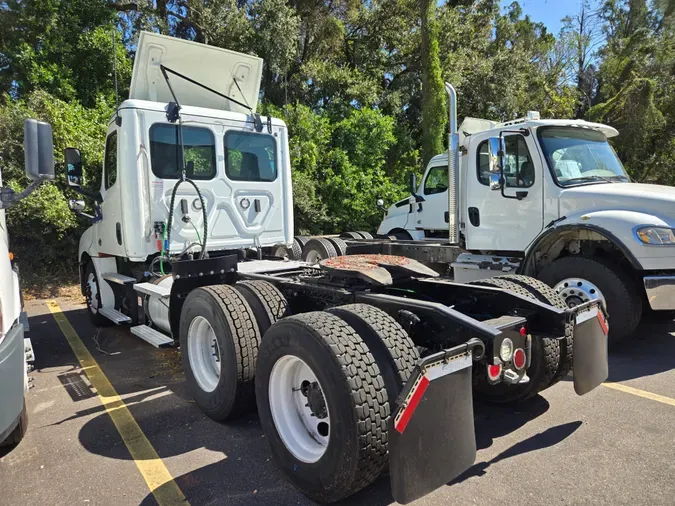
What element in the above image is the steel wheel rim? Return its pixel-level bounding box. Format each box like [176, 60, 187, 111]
[554, 277, 606, 309]
[268, 355, 330, 463]
[86, 273, 99, 313]
[187, 316, 221, 393]
[274, 246, 289, 259]
[305, 249, 323, 264]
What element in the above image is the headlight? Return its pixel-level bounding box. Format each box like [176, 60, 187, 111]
[635, 226, 675, 245]
[499, 338, 514, 362]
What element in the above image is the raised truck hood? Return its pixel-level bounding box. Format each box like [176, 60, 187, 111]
[130, 31, 263, 114]
[560, 183, 675, 220]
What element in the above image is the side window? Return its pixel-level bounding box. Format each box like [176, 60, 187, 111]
[477, 136, 534, 188]
[149, 124, 216, 180]
[104, 132, 117, 189]
[423, 166, 448, 195]
[224, 131, 277, 182]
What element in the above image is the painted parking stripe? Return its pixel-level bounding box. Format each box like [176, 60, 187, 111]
[603, 382, 675, 407]
[46, 300, 189, 506]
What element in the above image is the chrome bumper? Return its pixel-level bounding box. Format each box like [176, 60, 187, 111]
[643, 276, 675, 310]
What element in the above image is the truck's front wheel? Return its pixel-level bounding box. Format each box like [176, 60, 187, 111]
[538, 256, 641, 345]
[83, 261, 112, 327]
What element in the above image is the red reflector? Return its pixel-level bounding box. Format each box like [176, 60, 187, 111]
[394, 376, 430, 434]
[596, 311, 608, 335]
[513, 348, 526, 370]
[487, 364, 502, 380]
[520, 326, 526, 336]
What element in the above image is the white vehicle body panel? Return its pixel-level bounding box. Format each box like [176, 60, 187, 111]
[130, 31, 262, 114]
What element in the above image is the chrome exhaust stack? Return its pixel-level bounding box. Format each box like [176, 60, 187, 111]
[445, 83, 460, 245]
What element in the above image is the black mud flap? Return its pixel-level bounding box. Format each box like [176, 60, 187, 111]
[389, 339, 484, 504]
[572, 301, 609, 395]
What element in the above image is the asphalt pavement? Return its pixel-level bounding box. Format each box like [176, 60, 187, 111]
[1, 298, 673, 506]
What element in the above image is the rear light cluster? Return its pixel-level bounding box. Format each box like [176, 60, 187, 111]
[488, 335, 527, 382]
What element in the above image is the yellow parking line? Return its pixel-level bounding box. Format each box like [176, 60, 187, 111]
[603, 382, 675, 407]
[46, 300, 189, 505]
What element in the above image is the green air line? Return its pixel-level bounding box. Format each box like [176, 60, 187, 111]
[189, 220, 202, 246]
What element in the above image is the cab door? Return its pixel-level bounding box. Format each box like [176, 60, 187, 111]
[415, 165, 449, 232]
[96, 128, 126, 256]
[464, 132, 544, 251]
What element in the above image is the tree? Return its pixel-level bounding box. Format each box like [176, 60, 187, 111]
[559, 1, 604, 116]
[419, 0, 446, 167]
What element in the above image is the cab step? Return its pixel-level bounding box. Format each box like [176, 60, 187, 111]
[130, 325, 174, 348]
[98, 307, 132, 324]
[102, 272, 137, 285]
[134, 282, 170, 299]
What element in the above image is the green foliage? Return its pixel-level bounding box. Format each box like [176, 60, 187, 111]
[0, 90, 113, 273]
[0, 0, 673, 279]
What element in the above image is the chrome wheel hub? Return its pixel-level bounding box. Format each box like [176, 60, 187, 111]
[554, 277, 606, 309]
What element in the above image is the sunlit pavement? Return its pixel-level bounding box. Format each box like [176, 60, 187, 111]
[1, 298, 673, 506]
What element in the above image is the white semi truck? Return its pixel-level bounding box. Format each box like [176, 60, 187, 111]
[372, 89, 675, 345]
[61, 33, 609, 503]
[0, 120, 53, 449]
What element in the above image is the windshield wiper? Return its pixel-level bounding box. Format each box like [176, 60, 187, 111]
[562, 175, 628, 185]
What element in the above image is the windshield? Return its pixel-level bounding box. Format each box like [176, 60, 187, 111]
[537, 127, 630, 186]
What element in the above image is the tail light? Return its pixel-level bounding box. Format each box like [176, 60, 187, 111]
[487, 363, 502, 381]
[513, 348, 526, 370]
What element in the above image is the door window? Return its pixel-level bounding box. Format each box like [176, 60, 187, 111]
[224, 131, 277, 182]
[478, 136, 534, 188]
[104, 132, 117, 189]
[149, 124, 216, 180]
[423, 166, 448, 195]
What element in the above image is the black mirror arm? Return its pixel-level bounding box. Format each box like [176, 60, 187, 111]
[497, 128, 531, 201]
[71, 186, 102, 202]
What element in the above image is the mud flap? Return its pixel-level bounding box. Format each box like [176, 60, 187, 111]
[572, 302, 609, 395]
[389, 339, 483, 504]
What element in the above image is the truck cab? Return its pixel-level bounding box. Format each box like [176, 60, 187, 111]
[67, 33, 294, 327]
[378, 102, 675, 344]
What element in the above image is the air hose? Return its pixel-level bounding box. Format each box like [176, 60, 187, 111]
[165, 174, 208, 263]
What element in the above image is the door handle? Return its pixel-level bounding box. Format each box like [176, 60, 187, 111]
[254, 199, 261, 212]
[468, 207, 480, 227]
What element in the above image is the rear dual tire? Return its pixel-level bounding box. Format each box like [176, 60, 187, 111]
[179, 285, 261, 421]
[257, 305, 417, 503]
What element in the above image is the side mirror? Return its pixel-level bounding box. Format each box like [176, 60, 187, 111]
[487, 137, 505, 174]
[24, 119, 55, 181]
[489, 173, 503, 191]
[376, 197, 386, 212]
[68, 199, 86, 211]
[409, 173, 417, 195]
[64, 148, 83, 188]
